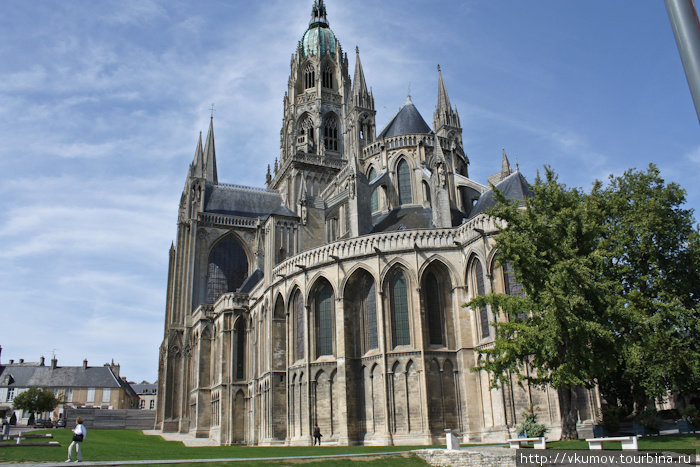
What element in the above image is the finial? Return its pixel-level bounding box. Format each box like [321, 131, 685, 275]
[437, 64, 441, 73]
[209, 103, 215, 118]
[356, 45, 359, 54]
[516, 158, 520, 171]
[502, 148, 506, 157]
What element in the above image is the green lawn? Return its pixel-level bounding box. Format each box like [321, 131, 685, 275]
[548, 434, 699, 452]
[0, 429, 428, 465]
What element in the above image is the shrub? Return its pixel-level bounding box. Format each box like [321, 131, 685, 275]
[600, 405, 624, 434]
[680, 405, 698, 426]
[517, 406, 548, 438]
[635, 407, 662, 430]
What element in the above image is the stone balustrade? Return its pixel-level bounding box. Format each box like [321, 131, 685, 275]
[199, 212, 259, 229]
[272, 214, 497, 278]
[213, 292, 251, 313]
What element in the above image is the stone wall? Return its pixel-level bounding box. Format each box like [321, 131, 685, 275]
[416, 448, 516, 467]
[65, 408, 155, 430]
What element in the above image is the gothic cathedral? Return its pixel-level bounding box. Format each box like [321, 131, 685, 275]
[155, 1, 598, 445]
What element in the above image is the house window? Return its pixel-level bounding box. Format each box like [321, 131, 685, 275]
[397, 159, 412, 205]
[323, 115, 338, 151]
[390, 270, 410, 346]
[7, 388, 14, 402]
[102, 388, 111, 403]
[140, 400, 145, 409]
[65, 388, 73, 403]
[315, 282, 334, 357]
[150, 400, 155, 410]
[87, 388, 95, 403]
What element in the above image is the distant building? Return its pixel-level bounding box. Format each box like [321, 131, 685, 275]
[0, 355, 138, 424]
[132, 381, 157, 410]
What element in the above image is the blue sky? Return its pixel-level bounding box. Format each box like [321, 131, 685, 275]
[1, 1, 698, 383]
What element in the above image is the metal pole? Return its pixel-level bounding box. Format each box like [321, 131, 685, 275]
[665, 0, 700, 122]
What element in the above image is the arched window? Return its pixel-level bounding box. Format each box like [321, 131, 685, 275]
[299, 115, 314, 144]
[322, 64, 333, 89]
[503, 261, 524, 297]
[397, 159, 412, 205]
[323, 115, 338, 151]
[206, 235, 248, 305]
[471, 259, 489, 338]
[424, 271, 444, 345]
[423, 181, 431, 207]
[293, 290, 305, 361]
[304, 63, 315, 89]
[368, 168, 378, 212]
[314, 282, 334, 357]
[234, 319, 246, 380]
[389, 269, 410, 347]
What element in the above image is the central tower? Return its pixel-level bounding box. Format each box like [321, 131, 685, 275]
[268, 0, 360, 215]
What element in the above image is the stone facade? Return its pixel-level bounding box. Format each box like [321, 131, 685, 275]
[155, 0, 598, 446]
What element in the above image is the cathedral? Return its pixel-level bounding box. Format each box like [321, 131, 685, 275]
[155, 0, 598, 446]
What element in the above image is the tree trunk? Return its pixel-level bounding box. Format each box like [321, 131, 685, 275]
[558, 386, 578, 440]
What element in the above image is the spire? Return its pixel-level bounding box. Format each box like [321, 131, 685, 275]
[202, 117, 218, 184]
[501, 148, 513, 176]
[309, 0, 328, 27]
[351, 46, 373, 110]
[191, 132, 204, 178]
[436, 64, 452, 114]
[433, 64, 461, 135]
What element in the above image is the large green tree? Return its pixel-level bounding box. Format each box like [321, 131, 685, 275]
[470, 164, 700, 439]
[595, 164, 700, 410]
[12, 387, 62, 421]
[470, 167, 616, 439]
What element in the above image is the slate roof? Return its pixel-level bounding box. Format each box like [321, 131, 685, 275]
[237, 269, 263, 294]
[371, 206, 434, 233]
[469, 171, 534, 218]
[131, 383, 157, 395]
[378, 96, 432, 139]
[204, 183, 295, 218]
[0, 364, 123, 389]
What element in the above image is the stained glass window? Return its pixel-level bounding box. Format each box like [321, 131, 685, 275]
[368, 168, 378, 212]
[397, 160, 412, 205]
[425, 271, 444, 345]
[295, 291, 304, 360]
[391, 270, 410, 346]
[316, 283, 334, 356]
[473, 260, 489, 338]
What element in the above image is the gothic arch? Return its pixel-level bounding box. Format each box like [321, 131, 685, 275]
[339, 262, 377, 295]
[383, 264, 413, 348]
[205, 233, 250, 304]
[379, 257, 416, 287]
[309, 277, 335, 358]
[467, 254, 491, 340]
[418, 255, 459, 286]
[394, 156, 413, 205]
[420, 259, 456, 348]
[343, 267, 378, 357]
[289, 287, 305, 362]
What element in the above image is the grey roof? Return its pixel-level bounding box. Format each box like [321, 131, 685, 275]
[204, 183, 295, 218]
[0, 364, 122, 389]
[371, 206, 434, 233]
[237, 269, 263, 294]
[378, 96, 432, 139]
[131, 383, 157, 395]
[469, 171, 533, 218]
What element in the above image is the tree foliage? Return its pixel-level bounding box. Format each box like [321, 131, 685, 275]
[11, 387, 62, 418]
[468, 164, 700, 438]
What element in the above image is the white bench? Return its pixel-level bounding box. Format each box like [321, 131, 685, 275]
[585, 435, 638, 451]
[507, 437, 547, 449]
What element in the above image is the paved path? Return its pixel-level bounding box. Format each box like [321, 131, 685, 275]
[2, 450, 413, 467]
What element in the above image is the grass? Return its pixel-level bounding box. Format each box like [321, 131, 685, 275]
[548, 433, 699, 453]
[0, 429, 429, 464]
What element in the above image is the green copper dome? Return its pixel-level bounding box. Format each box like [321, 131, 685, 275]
[302, 26, 336, 57]
[301, 0, 336, 57]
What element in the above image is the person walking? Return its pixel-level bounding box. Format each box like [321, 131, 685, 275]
[313, 424, 322, 445]
[66, 417, 86, 462]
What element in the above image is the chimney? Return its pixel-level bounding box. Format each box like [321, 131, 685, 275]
[51, 357, 57, 370]
[40, 356, 45, 366]
[83, 359, 88, 370]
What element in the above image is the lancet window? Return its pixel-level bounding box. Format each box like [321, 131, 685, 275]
[389, 269, 410, 347]
[323, 114, 338, 151]
[304, 63, 315, 89]
[397, 159, 412, 205]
